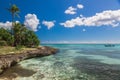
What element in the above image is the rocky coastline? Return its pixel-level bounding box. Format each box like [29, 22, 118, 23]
[0, 46, 58, 74]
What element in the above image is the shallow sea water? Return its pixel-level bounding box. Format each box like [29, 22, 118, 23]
[1, 44, 120, 80]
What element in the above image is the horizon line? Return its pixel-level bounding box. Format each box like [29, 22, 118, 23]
[41, 42, 120, 44]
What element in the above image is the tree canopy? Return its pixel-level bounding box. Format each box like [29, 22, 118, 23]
[0, 28, 14, 46]
[7, 4, 20, 22]
[14, 23, 40, 47]
[0, 4, 40, 48]
[0, 23, 40, 47]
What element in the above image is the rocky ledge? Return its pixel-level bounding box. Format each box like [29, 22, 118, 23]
[0, 46, 58, 74]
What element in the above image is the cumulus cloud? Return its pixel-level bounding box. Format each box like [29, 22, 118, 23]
[60, 17, 84, 27]
[65, 4, 84, 15]
[0, 21, 12, 30]
[24, 14, 40, 31]
[60, 9, 120, 27]
[0, 14, 40, 31]
[42, 20, 55, 29]
[65, 6, 77, 15]
[0, 21, 19, 30]
[77, 4, 84, 9]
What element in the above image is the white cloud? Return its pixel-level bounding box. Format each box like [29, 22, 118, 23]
[60, 9, 120, 28]
[24, 14, 40, 31]
[65, 6, 77, 15]
[42, 20, 55, 29]
[0, 14, 40, 31]
[0, 21, 19, 30]
[0, 21, 12, 30]
[65, 4, 84, 15]
[60, 17, 84, 27]
[77, 4, 84, 9]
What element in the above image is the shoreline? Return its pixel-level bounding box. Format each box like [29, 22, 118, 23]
[0, 46, 58, 74]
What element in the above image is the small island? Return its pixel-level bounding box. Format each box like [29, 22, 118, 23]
[0, 4, 58, 74]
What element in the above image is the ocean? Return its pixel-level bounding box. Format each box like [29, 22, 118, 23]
[1, 44, 120, 80]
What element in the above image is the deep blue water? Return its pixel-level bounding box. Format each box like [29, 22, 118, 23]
[2, 44, 120, 80]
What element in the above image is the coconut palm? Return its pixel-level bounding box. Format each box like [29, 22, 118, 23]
[8, 4, 20, 27]
[7, 4, 20, 46]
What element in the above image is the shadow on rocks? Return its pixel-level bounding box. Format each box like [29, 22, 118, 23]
[0, 64, 36, 80]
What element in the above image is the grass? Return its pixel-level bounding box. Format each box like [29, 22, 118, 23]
[0, 46, 37, 55]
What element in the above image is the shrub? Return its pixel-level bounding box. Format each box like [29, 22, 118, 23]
[0, 28, 14, 46]
[15, 45, 23, 50]
[23, 30, 40, 47]
[0, 41, 7, 46]
[0, 23, 40, 48]
[14, 23, 40, 47]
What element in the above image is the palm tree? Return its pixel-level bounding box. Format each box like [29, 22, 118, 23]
[7, 4, 20, 46]
[8, 4, 20, 27]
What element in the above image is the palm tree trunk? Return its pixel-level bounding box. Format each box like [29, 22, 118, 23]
[12, 13, 14, 34]
[12, 13, 15, 46]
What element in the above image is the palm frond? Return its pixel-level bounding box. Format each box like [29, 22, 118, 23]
[15, 13, 20, 18]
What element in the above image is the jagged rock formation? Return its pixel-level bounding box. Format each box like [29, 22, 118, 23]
[0, 46, 58, 74]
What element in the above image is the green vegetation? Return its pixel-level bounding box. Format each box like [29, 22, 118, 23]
[0, 41, 7, 46]
[7, 4, 20, 27]
[0, 28, 14, 46]
[0, 23, 40, 48]
[0, 46, 37, 55]
[0, 4, 40, 50]
[13, 23, 40, 47]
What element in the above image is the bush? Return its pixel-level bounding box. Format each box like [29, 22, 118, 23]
[0, 41, 7, 46]
[15, 45, 23, 50]
[21, 30, 40, 48]
[0, 28, 14, 46]
[0, 23, 40, 48]
[14, 23, 40, 47]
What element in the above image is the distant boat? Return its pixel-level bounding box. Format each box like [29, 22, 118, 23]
[104, 44, 115, 47]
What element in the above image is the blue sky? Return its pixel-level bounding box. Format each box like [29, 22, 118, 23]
[1, 0, 120, 43]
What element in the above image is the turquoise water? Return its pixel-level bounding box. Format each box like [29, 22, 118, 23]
[3, 44, 120, 80]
